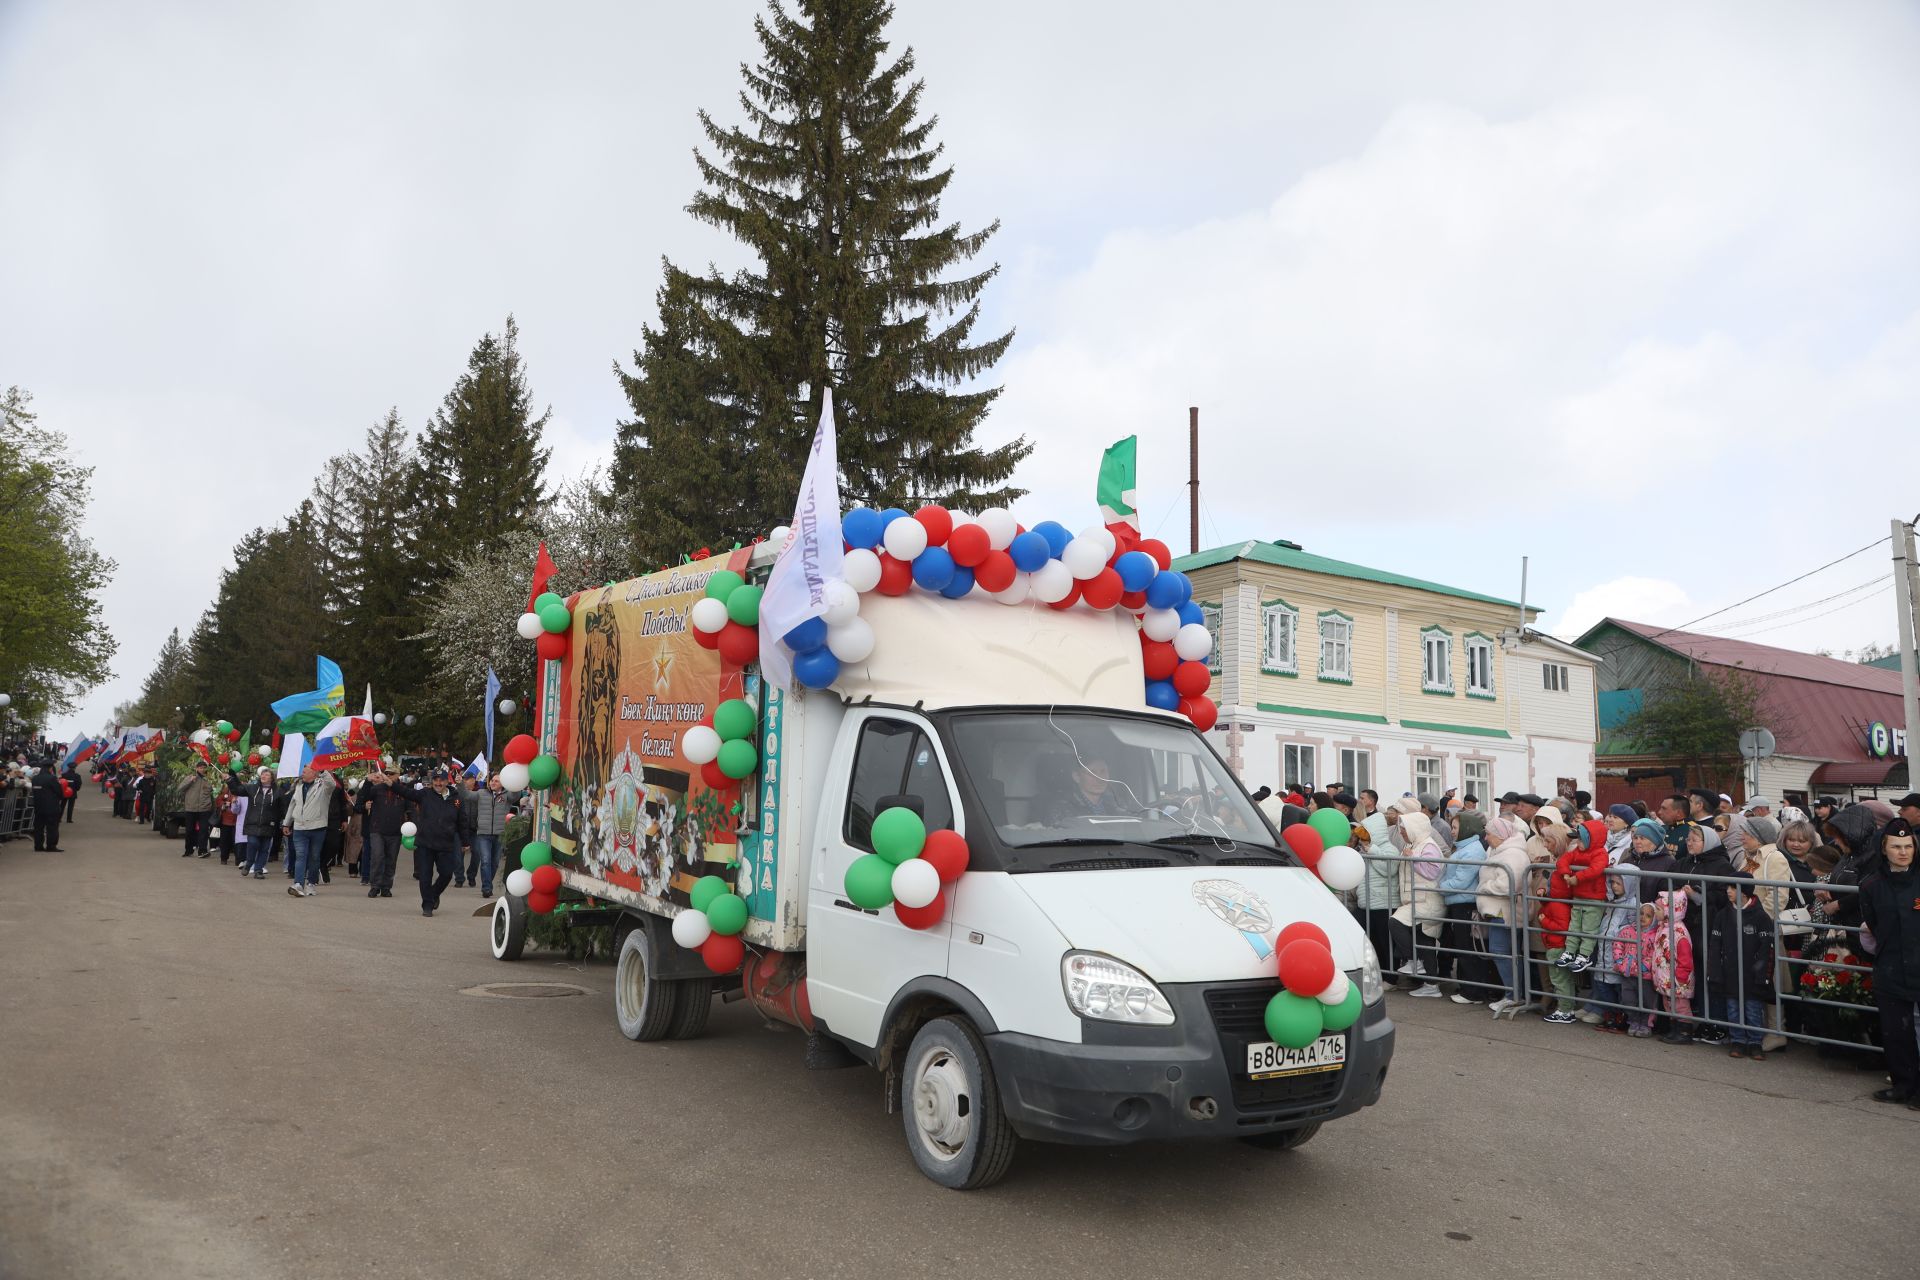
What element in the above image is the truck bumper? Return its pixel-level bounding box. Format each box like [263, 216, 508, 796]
[981, 980, 1393, 1146]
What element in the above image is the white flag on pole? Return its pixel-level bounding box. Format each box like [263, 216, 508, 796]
[757, 388, 845, 692]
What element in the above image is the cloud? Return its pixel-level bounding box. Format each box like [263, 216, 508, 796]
[1552, 577, 1694, 642]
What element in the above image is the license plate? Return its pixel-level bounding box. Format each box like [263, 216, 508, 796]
[1245, 1034, 1346, 1079]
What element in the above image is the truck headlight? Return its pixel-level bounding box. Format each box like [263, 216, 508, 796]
[1061, 951, 1175, 1026]
[1360, 939, 1385, 1005]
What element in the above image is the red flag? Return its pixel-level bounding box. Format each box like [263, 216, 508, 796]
[526, 541, 558, 612]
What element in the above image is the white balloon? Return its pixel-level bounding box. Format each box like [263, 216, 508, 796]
[1316, 846, 1366, 893]
[671, 909, 713, 949]
[826, 617, 876, 663]
[891, 857, 941, 909]
[1314, 967, 1354, 1005]
[689, 597, 730, 634]
[842, 548, 883, 593]
[681, 724, 722, 765]
[991, 574, 1031, 606]
[499, 762, 531, 792]
[822, 579, 861, 625]
[515, 611, 544, 641]
[1030, 559, 1074, 604]
[976, 507, 1018, 551]
[948, 510, 974, 528]
[1077, 525, 1117, 558]
[881, 516, 928, 561]
[1141, 608, 1182, 642]
[1061, 537, 1109, 580]
[190, 728, 212, 744]
[770, 525, 792, 547]
[1173, 622, 1214, 662]
[373, 712, 388, 725]
[505, 868, 533, 897]
[400, 821, 418, 838]
[497, 699, 517, 716]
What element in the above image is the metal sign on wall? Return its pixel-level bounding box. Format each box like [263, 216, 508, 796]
[1866, 721, 1909, 758]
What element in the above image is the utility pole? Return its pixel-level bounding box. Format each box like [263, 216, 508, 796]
[1188, 406, 1200, 556]
[1896, 517, 1920, 768]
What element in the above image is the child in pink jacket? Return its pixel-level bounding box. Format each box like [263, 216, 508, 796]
[1647, 890, 1694, 1045]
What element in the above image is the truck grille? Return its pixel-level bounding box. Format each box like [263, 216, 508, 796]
[1202, 980, 1349, 1115]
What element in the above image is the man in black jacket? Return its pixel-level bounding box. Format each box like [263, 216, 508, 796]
[30, 762, 64, 851]
[400, 767, 463, 916]
[354, 766, 412, 898]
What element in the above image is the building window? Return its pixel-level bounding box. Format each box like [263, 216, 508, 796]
[1283, 743, 1316, 792]
[1318, 611, 1353, 683]
[1338, 747, 1372, 793]
[1420, 627, 1453, 694]
[1262, 600, 1298, 675]
[1200, 603, 1222, 675]
[1412, 755, 1444, 797]
[1462, 759, 1491, 805]
[1543, 662, 1569, 692]
[1465, 634, 1495, 699]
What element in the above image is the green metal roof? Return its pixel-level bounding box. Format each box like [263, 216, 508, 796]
[1173, 540, 1531, 611]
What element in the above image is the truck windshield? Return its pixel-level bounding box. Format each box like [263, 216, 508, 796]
[939, 709, 1295, 871]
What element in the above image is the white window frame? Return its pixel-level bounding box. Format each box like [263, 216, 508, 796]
[1317, 610, 1354, 684]
[1464, 633, 1496, 699]
[1412, 755, 1444, 797]
[1420, 626, 1453, 694]
[1200, 603, 1222, 675]
[1543, 662, 1569, 692]
[1262, 599, 1298, 676]
[1283, 743, 1317, 792]
[1462, 759, 1492, 805]
[1338, 747, 1372, 793]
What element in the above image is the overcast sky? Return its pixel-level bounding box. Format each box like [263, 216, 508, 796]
[5, 0, 1918, 739]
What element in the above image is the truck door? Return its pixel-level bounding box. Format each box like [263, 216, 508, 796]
[806, 709, 958, 1050]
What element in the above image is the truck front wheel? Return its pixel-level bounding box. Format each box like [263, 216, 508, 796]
[614, 927, 676, 1042]
[899, 1016, 1018, 1190]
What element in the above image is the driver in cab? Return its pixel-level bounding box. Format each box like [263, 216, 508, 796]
[1049, 755, 1130, 821]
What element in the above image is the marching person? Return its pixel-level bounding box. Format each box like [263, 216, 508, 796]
[400, 766, 464, 917]
[354, 764, 411, 898]
[60, 761, 80, 824]
[280, 763, 337, 898]
[174, 758, 215, 858]
[466, 774, 513, 899]
[242, 766, 278, 878]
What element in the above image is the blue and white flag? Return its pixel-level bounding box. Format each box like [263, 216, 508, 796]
[757, 388, 845, 692]
[483, 665, 501, 759]
[463, 753, 488, 781]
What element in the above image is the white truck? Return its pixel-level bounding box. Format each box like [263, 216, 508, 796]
[489, 546, 1393, 1188]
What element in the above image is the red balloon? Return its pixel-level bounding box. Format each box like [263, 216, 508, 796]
[894, 890, 947, 930]
[717, 621, 759, 665]
[919, 830, 971, 883]
[1281, 823, 1325, 868]
[246, 752, 261, 766]
[1278, 939, 1337, 997]
[1180, 695, 1219, 732]
[502, 734, 539, 766]
[536, 631, 569, 661]
[692, 624, 720, 650]
[973, 550, 1017, 593]
[530, 864, 562, 894]
[526, 890, 558, 915]
[226, 728, 241, 742]
[876, 552, 914, 596]
[1139, 538, 1172, 570]
[1172, 660, 1211, 697]
[1046, 581, 1081, 611]
[948, 523, 991, 567]
[700, 760, 732, 790]
[1276, 920, 1332, 955]
[1107, 527, 1138, 560]
[1141, 639, 1178, 680]
[1119, 588, 1148, 612]
[913, 504, 953, 546]
[701, 932, 745, 973]
[1080, 567, 1123, 610]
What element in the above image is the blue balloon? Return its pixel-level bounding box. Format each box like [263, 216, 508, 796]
[1176, 601, 1205, 628]
[783, 617, 827, 652]
[1031, 521, 1073, 558]
[1145, 570, 1192, 611]
[939, 566, 976, 599]
[911, 545, 957, 591]
[1114, 551, 1157, 592]
[1144, 679, 1180, 710]
[1008, 530, 1051, 572]
[794, 646, 841, 690]
[878, 507, 909, 531]
[843, 507, 883, 549]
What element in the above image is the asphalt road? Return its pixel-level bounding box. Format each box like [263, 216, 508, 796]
[2, 791, 1910, 1280]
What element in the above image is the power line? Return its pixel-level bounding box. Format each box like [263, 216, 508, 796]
[1713, 583, 1892, 641]
[1643, 534, 1891, 641]
[1696, 574, 1888, 635]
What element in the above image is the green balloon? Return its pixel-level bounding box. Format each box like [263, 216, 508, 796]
[533, 592, 564, 614]
[725, 584, 763, 627]
[1309, 808, 1352, 850]
[712, 699, 756, 743]
[1319, 982, 1364, 1033]
[537, 601, 571, 634]
[844, 854, 895, 910]
[1263, 990, 1325, 1050]
[689, 874, 729, 913]
[705, 569, 745, 602]
[215, 720, 234, 735]
[401, 834, 416, 849]
[527, 754, 561, 788]
[716, 738, 758, 781]
[871, 806, 927, 865]
[520, 841, 553, 871]
[705, 893, 748, 936]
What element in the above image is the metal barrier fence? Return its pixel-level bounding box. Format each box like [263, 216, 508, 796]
[1348, 847, 1882, 1055]
[0, 788, 34, 841]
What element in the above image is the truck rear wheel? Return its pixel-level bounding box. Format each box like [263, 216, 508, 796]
[899, 1016, 1018, 1190]
[614, 927, 676, 1042]
[489, 895, 528, 961]
[1238, 1121, 1321, 1151]
[666, 978, 713, 1040]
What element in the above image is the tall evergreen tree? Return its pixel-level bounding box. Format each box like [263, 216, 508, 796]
[133, 627, 195, 727]
[334, 410, 432, 726]
[611, 0, 1028, 564]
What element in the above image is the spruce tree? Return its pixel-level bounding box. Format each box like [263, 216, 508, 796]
[612, 0, 1027, 562]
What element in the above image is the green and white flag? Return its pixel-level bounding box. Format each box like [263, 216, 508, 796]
[1097, 436, 1139, 532]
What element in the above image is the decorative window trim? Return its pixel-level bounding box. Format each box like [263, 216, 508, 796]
[1261, 598, 1299, 677]
[1199, 601, 1223, 676]
[1317, 609, 1354, 684]
[1464, 631, 1497, 700]
[1419, 625, 1454, 696]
